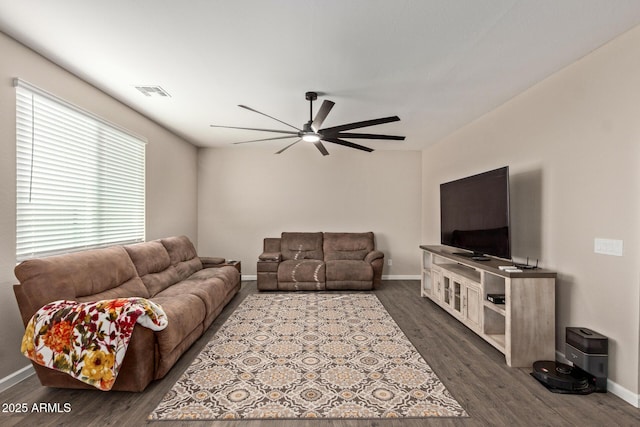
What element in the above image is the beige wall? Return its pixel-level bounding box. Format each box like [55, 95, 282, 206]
[0, 33, 198, 379]
[197, 147, 422, 277]
[422, 26, 640, 396]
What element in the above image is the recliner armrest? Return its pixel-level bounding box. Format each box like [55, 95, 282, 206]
[200, 256, 226, 268]
[364, 250, 384, 264]
[259, 252, 282, 262]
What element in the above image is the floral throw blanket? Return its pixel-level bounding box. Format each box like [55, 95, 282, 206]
[21, 298, 168, 391]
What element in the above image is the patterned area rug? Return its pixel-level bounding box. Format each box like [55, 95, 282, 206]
[149, 293, 467, 420]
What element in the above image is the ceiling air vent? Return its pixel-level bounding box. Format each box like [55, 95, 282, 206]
[135, 85, 171, 97]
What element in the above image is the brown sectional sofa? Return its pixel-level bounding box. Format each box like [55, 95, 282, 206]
[13, 235, 240, 392]
[257, 232, 384, 291]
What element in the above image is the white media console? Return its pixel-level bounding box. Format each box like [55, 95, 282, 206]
[420, 245, 557, 367]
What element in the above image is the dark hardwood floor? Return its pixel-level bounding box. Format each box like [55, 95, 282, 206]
[1, 280, 638, 426]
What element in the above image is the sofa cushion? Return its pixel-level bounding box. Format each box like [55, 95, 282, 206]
[125, 241, 180, 296]
[197, 266, 240, 289]
[323, 232, 375, 261]
[281, 232, 323, 261]
[155, 267, 239, 319]
[160, 236, 203, 280]
[14, 246, 149, 315]
[75, 279, 150, 303]
[278, 259, 326, 285]
[150, 293, 206, 355]
[325, 259, 373, 281]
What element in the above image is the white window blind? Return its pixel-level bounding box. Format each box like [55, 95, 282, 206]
[15, 79, 146, 262]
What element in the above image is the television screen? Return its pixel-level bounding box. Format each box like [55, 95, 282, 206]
[440, 166, 511, 259]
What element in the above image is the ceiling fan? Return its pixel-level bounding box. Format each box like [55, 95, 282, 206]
[210, 91, 405, 155]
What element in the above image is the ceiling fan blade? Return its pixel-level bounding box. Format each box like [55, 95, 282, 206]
[320, 116, 400, 134]
[210, 124, 299, 135]
[232, 135, 300, 145]
[238, 105, 301, 131]
[310, 100, 335, 132]
[323, 137, 374, 153]
[336, 132, 405, 140]
[312, 140, 330, 156]
[275, 139, 301, 154]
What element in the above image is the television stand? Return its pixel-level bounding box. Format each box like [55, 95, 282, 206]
[420, 245, 557, 367]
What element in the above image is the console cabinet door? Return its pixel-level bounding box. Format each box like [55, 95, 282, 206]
[441, 273, 453, 309]
[452, 277, 463, 319]
[432, 267, 442, 302]
[421, 269, 432, 298]
[463, 281, 482, 330]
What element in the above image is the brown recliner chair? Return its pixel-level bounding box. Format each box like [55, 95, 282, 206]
[257, 232, 384, 291]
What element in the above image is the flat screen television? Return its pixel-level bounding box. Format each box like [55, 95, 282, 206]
[440, 166, 511, 260]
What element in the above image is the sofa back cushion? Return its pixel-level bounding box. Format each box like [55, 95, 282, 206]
[14, 246, 148, 319]
[124, 241, 180, 296]
[323, 232, 375, 261]
[281, 232, 324, 261]
[160, 236, 203, 280]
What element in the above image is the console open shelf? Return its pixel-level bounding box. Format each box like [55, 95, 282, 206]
[420, 245, 557, 367]
[483, 299, 506, 316]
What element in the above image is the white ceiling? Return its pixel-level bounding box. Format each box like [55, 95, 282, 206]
[2, 0, 640, 152]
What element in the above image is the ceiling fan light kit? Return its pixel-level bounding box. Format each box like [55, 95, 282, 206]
[302, 133, 321, 143]
[210, 91, 405, 156]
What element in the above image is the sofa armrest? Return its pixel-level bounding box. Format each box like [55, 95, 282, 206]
[259, 252, 282, 262]
[200, 256, 226, 268]
[364, 250, 384, 264]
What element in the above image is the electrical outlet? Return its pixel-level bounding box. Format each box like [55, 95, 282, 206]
[594, 238, 623, 256]
[387, 259, 392, 266]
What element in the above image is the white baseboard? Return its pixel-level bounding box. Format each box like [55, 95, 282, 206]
[556, 350, 638, 408]
[241, 275, 421, 282]
[0, 364, 34, 393]
[607, 379, 640, 408]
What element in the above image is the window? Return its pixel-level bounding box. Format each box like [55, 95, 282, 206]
[15, 79, 146, 262]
